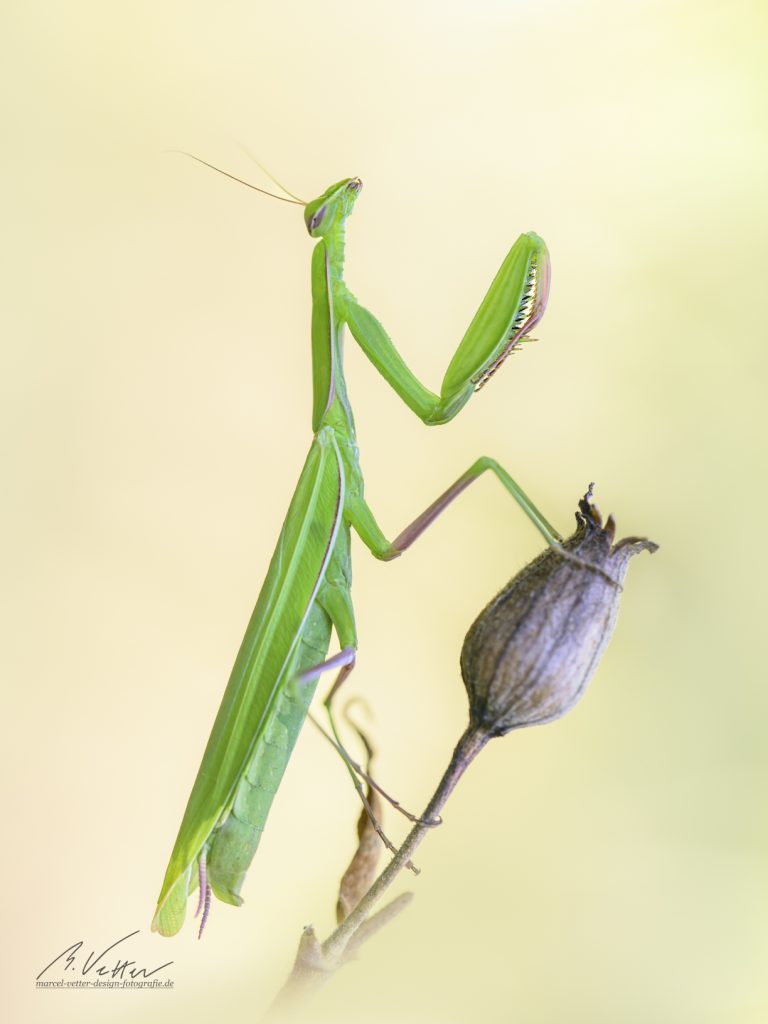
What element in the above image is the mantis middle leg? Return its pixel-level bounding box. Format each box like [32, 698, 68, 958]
[347, 456, 562, 562]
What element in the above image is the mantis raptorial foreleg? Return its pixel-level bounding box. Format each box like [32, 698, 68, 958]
[339, 235, 549, 426]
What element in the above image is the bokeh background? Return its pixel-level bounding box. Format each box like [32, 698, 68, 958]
[3, 1, 766, 1021]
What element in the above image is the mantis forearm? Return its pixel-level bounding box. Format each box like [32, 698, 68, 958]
[341, 297, 473, 424]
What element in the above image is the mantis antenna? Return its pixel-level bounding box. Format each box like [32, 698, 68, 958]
[234, 142, 306, 203]
[171, 150, 305, 205]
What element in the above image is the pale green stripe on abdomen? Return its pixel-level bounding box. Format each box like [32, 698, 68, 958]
[207, 601, 332, 905]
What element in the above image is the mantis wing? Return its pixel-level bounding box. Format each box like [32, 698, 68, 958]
[152, 427, 344, 936]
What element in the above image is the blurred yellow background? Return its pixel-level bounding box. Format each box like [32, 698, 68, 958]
[3, 1, 766, 1021]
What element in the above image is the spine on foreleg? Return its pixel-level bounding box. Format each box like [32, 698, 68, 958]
[207, 604, 332, 904]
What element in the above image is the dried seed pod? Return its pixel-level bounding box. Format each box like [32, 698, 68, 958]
[461, 487, 658, 737]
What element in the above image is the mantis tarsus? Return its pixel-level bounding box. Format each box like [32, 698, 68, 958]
[152, 165, 559, 938]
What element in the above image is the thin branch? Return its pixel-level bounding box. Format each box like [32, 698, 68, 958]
[265, 724, 489, 1017]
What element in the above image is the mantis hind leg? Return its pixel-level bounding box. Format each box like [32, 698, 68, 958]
[315, 583, 434, 866]
[291, 588, 419, 869]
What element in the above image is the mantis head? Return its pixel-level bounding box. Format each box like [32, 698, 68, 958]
[304, 178, 363, 237]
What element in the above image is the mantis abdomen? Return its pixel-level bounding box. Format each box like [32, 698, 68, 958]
[153, 430, 344, 935]
[207, 603, 333, 904]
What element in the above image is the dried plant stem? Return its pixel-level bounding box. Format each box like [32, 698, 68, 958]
[267, 724, 489, 1017]
[323, 724, 488, 958]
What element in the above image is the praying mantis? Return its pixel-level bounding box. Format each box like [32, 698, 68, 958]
[152, 162, 560, 938]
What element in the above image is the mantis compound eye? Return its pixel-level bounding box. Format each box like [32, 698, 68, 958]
[308, 205, 327, 233]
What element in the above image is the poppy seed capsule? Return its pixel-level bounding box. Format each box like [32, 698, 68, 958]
[460, 489, 657, 738]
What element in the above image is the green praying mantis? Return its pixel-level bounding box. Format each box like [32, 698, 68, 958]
[152, 161, 562, 938]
